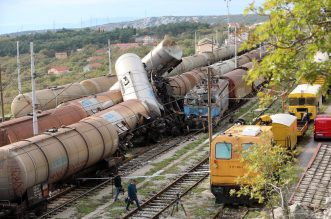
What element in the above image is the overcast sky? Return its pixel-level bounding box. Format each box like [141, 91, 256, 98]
[0, 0, 264, 34]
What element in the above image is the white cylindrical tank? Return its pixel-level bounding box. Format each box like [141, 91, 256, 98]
[142, 37, 182, 76]
[115, 53, 161, 117]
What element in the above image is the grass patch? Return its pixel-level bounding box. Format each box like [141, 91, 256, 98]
[107, 207, 125, 218]
[190, 206, 215, 218]
[244, 210, 263, 218]
[98, 194, 112, 203]
[191, 187, 206, 193]
[76, 198, 99, 215]
[145, 138, 207, 176]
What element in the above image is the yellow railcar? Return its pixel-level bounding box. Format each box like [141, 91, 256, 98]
[301, 75, 328, 97]
[210, 115, 298, 204]
[288, 84, 322, 121]
[210, 125, 273, 204]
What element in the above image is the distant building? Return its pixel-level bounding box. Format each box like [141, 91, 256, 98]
[55, 52, 68, 59]
[197, 38, 218, 53]
[228, 22, 240, 29]
[48, 66, 70, 75]
[87, 56, 104, 63]
[112, 43, 140, 50]
[83, 63, 103, 72]
[95, 49, 107, 55]
[135, 35, 159, 45]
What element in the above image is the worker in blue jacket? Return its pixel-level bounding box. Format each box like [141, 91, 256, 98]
[126, 179, 142, 211]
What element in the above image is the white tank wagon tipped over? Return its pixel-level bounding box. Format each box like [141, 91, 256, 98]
[115, 53, 161, 117]
[142, 37, 182, 77]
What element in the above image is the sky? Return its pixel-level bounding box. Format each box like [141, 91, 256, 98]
[0, 0, 264, 34]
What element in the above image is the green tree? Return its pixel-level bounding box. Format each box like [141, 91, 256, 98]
[231, 133, 300, 217]
[243, 0, 331, 87]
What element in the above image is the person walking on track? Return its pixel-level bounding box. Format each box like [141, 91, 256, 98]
[113, 174, 124, 202]
[126, 179, 142, 211]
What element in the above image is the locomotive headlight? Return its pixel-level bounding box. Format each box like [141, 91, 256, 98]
[213, 159, 218, 168]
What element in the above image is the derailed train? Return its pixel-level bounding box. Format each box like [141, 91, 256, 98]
[1, 38, 182, 148]
[0, 53, 163, 208]
[11, 75, 118, 118]
[183, 62, 265, 131]
[157, 48, 266, 131]
[0, 90, 122, 147]
[164, 43, 243, 77]
[0, 38, 247, 215]
[164, 48, 265, 98]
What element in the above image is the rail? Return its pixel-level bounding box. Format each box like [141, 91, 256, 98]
[211, 204, 248, 219]
[123, 155, 209, 219]
[37, 133, 201, 219]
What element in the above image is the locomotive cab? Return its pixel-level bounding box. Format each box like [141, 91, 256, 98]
[288, 84, 322, 121]
[210, 125, 273, 204]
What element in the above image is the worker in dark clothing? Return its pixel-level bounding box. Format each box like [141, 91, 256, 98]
[113, 174, 123, 202]
[126, 179, 141, 211]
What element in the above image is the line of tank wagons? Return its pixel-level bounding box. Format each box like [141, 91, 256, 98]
[209, 78, 328, 204]
[1, 38, 259, 212]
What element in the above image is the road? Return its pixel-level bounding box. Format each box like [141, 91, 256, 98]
[298, 97, 331, 168]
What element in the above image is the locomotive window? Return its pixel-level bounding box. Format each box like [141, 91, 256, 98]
[215, 142, 232, 159]
[289, 98, 298, 105]
[306, 98, 315, 105]
[242, 143, 253, 150]
[298, 98, 305, 105]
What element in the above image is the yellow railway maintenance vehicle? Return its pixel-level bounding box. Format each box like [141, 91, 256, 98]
[210, 114, 298, 204]
[288, 84, 322, 121]
[301, 75, 328, 99]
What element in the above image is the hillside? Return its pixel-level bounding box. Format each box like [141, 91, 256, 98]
[3, 14, 267, 37]
[97, 14, 267, 30]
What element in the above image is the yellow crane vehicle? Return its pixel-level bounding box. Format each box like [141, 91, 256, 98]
[288, 84, 322, 121]
[210, 114, 297, 204]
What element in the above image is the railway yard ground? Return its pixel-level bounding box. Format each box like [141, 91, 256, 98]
[41, 95, 331, 219]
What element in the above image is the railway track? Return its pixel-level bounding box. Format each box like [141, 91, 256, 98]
[36, 97, 263, 219]
[36, 134, 201, 219]
[122, 155, 209, 219]
[290, 143, 331, 210]
[212, 205, 248, 219]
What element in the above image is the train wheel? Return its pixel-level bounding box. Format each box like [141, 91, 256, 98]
[148, 132, 159, 143]
[171, 127, 180, 136]
[234, 119, 246, 125]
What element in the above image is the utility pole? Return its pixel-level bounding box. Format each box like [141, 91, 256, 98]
[30, 42, 38, 135]
[225, 0, 231, 44]
[207, 67, 212, 150]
[215, 30, 218, 46]
[194, 31, 197, 54]
[260, 42, 262, 59]
[17, 41, 22, 93]
[0, 65, 5, 122]
[234, 25, 237, 68]
[108, 39, 112, 75]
